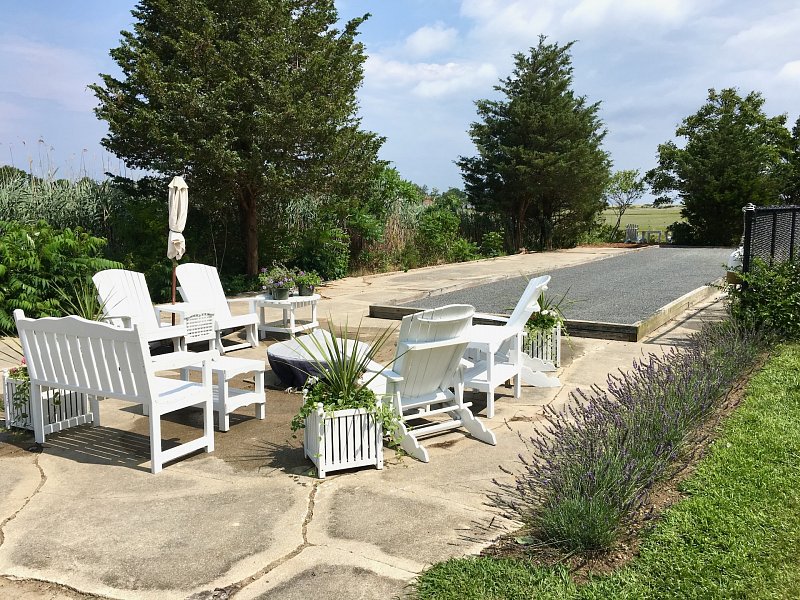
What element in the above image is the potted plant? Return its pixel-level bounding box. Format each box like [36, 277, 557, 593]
[259, 264, 295, 300]
[2, 355, 95, 432]
[290, 322, 399, 478]
[294, 269, 322, 296]
[524, 290, 568, 367]
[2, 359, 32, 429]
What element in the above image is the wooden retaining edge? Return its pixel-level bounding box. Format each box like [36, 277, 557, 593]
[368, 278, 724, 343]
[632, 278, 723, 341]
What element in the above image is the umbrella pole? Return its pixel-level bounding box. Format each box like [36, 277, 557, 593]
[171, 258, 178, 325]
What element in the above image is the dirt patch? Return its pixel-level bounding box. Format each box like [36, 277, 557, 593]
[481, 358, 764, 580]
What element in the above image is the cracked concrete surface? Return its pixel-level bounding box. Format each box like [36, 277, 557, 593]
[0, 249, 729, 599]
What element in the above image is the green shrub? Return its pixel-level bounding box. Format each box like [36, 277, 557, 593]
[449, 237, 479, 262]
[0, 221, 121, 333]
[480, 231, 506, 257]
[667, 220, 695, 245]
[295, 224, 350, 280]
[417, 208, 460, 263]
[728, 258, 800, 339]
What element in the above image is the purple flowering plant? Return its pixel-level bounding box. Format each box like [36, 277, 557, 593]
[259, 264, 295, 290]
[492, 320, 765, 552]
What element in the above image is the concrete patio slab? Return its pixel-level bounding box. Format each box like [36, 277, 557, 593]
[0, 246, 731, 599]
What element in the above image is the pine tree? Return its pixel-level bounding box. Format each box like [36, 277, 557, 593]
[458, 37, 610, 251]
[91, 0, 383, 274]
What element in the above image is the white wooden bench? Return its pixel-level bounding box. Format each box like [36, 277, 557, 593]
[14, 309, 215, 474]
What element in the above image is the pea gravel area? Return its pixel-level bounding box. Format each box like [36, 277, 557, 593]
[402, 246, 733, 324]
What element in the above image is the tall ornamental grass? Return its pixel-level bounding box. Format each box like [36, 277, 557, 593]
[0, 173, 117, 235]
[493, 320, 765, 552]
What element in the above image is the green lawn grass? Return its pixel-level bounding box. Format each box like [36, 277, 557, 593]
[602, 206, 683, 232]
[414, 342, 800, 599]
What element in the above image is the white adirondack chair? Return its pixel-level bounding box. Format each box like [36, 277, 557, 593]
[13, 309, 214, 474]
[93, 269, 186, 351]
[176, 263, 259, 354]
[462, 275, 560, 419]
[367, 304, 496, 463]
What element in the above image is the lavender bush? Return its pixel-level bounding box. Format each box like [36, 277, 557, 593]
[493, 320, 765, 552]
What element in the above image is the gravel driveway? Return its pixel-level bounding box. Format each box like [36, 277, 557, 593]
[402, 246, 733, 324]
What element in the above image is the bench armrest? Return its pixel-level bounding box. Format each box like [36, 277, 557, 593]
[151, 350, 220, 372]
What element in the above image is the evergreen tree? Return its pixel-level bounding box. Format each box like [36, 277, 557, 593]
[784, 116, 800, 203]
[458, 37, 610, 250]
[91, 0, 383, 274]
[647, 88, 790, 245]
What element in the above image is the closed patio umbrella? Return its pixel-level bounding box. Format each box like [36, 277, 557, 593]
[167, 176, 188, 304]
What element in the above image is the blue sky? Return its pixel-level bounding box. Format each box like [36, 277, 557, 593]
[1, 0, 798, 191]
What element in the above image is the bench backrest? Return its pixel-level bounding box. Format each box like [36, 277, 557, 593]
[14, 309, 154, 405]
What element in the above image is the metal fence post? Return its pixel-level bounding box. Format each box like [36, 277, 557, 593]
[742, 203, 755, 274]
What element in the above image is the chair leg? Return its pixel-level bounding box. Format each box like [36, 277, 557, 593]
[398, 421, 429, 463]
[513, 335, 522, 399]
[204, 394, 215, 452]
[246, 323, 258, 349]
[149, 410, 162, 474]
[218, 374, 229, 432]
[486, 353, 495, 419]
[90, 394, 101, 426]
[30, 385, 45, 444]
[457, 408, 497, 446]
[255, 370, 266, 420]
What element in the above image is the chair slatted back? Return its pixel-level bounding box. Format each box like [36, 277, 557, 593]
[93, 269, 160, 332]
[505, 275, 551, 332]
[393, 305, 473, 397]
[176, 263, 232, 320]
[399, 304, 474, 343]
[14, 310, 153, 404]
[398, 339, 469, 398]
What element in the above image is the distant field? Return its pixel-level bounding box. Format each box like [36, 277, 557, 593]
[601, 206, 684, 232]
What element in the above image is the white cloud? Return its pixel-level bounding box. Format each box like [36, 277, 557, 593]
[564, 0, 695, 30]
[778, 60, 800, 82]
[404, 23, 458, 58]
[365, 55, 498, 98]
[0, 35, 98, 113]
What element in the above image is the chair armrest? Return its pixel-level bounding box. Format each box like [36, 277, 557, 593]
[403, 337, 470, 352]
[473, 312, 509, 325]
[371, 368, 404, 384]
[227, 297, 257, 313]
[151, 350, 220, 372]
[99, 315, 133, 327]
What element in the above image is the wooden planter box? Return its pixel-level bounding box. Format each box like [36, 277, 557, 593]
[524, 323, 562, 367]
[303, 403, 383, 479]
[2, 371, 94, 433]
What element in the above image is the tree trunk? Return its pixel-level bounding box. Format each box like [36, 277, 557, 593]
[238, 188, 259, 275]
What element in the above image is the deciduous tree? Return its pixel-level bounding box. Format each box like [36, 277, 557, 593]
[458, 37, 610, 250]
[91, 0, 383, 274]
[604, 169, 646, 238]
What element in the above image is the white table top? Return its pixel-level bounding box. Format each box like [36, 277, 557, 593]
[256, 293, 321, 306]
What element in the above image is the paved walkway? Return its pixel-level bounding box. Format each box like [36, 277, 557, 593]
[0, 247, 728, 599]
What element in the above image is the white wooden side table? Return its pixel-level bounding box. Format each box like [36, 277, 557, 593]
[182, 356, 266, 432]
[255, 293, 320, 339]
[154, 302, 216, 349]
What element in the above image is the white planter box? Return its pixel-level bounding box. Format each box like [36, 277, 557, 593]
[2, 371, 94, 433]
[524, 323, 561, 367]
[303, 403, 383, 479]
